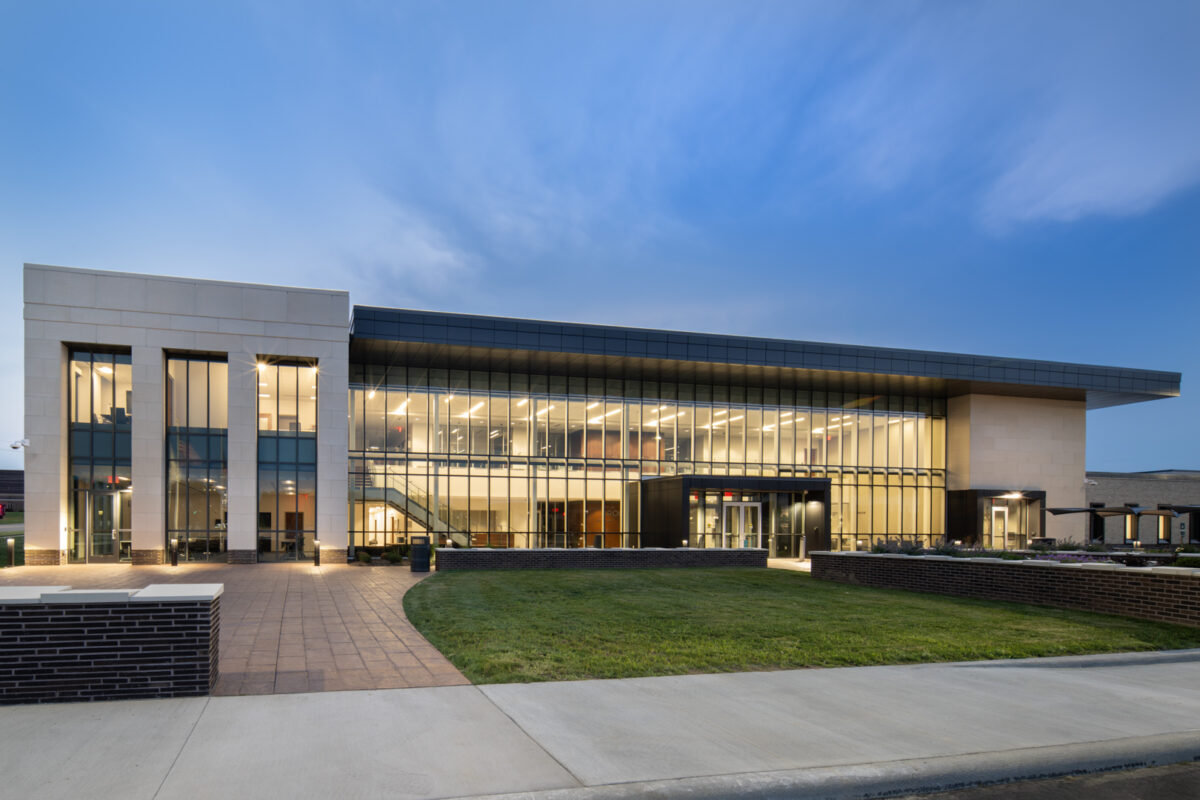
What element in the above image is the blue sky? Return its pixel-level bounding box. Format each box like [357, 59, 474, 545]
[1, 1, 1198, 471]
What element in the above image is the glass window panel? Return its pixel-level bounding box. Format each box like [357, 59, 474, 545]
[187, 360, 208, 429]
[296, 467, 316, 532]
[447, 394, 470, 454]
[694, 406, 712, 462]
[297, 435, 316, 464]
[298, 366, 318, 433]
[349, 388, 364, 450]
[931, 416, 946, 471]
[567, 400, 586, 458]
[113, 358, 132, 426]
[727, 407, 745, 463]
[208, 362, 227, 429]
[888, 414, 903, 469]
[407, 391, 430, 454]
[794, 410, 810, 467]
[277, 437, 297, 463]
[278, 365, 299, 433]
[257, 363, 277, 431]
[903, 416, 917, 470]
[509, 396, 530, 456]
[386, 389, 409, 453]
[488, 395, 508, 456]
[364, 388, 386, 452]
[258, 467, 277, 531]
[71, 429, 91, 459]
[601, 401, 622, 459]
[710, 406, 728, 462]
[746, 408, 762, 464]
[70, 355, 91, 424]
[857, 414, 872, 470]
[873, 414, 888, 469]
[762, 409, 778, 466]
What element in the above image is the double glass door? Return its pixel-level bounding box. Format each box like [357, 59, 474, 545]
[722, 502, 762, 549]
[88, 491, 132, 562]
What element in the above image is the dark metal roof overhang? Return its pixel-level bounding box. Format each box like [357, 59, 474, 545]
[350, 307, 1181, 409]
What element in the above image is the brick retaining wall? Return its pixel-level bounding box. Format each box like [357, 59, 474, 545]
[437, 547, 767, 571]
[811, 551, 1200, 627]
[0, 585, 221, 704]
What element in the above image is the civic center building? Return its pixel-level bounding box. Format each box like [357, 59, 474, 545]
[21, 264, 1181, 565]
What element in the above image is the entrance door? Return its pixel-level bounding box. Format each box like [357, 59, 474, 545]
[722, 502, 762, 548]
[88, 491, 132, 563]
[991, 507, 1008, 550]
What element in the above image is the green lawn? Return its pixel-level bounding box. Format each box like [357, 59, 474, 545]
[404, 568, 1200, 684]
[0, 511, 21, 526]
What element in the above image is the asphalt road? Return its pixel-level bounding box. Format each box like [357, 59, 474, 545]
[906, 762, 1200, 800]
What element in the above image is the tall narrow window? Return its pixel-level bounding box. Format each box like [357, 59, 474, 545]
[67, 348, 133, 563]
[166, 355, 228, 560]
[257, 360, 318, 560]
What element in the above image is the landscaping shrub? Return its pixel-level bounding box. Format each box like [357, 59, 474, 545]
[356, 550, 372, 564]
[1178, 545, 1200, 554]
[1085, 543, 1109, 552]
[383, 548, 404, 564]
[1056, 541, 1083, 551]
[1175, 556, 1200, 568]
[933, 542, 962, 557]
[1029, 541, 1054, 552]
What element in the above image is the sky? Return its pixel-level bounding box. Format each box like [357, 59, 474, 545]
[1, 0, 1198, 472]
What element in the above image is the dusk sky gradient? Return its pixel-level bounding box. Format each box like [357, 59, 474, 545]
[2, 1, 1198, 471]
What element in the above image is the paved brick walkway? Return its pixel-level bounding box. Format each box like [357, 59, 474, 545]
[0, 562, 468, 695]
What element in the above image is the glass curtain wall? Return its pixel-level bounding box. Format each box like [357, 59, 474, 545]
[166, 355, 229, 560]
[67, 348, 133, 562]
[257, 360, 318, 560]
[349, 367, 947, 550]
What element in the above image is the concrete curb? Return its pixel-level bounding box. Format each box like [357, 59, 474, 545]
[463, 731, 1200, 800]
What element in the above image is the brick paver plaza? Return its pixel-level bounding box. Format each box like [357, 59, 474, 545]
[0, 562, 468, 695]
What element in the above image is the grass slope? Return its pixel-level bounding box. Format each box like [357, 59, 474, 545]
[404, 567, 1200, 684]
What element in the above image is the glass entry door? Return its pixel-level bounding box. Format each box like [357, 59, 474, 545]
[722, 502, 762, 548]
[89, 491, 132, 563]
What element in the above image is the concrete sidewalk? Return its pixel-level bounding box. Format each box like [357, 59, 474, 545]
[4, 650, 1200, 800]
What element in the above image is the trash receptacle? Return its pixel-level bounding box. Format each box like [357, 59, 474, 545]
[410, 536, 431, 573]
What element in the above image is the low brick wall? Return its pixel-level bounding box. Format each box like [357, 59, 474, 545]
[437, 547, 767, 571]
[0, 584, 221, 704]
[811, 552, 1200, 627]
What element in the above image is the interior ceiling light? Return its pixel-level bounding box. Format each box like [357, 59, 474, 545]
[516, 398, 528, 407]
[715, 409, 728, 416]
[257, 363, 266, 372]
[586, 401, 599, 410]
[390, 399, 410, 415]
[536, 405, 554, 416]
[729, 415, 744, 422]
[97, 365, 113, 375]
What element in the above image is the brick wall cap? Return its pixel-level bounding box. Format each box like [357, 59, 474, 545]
[920, 555, 957, 562]
[1079, 563, 1123, 571]
[0, 586, 70, 604]
[971, 558, 1010, 563]
[41, 589, 136, 603]
[1020, 560, 1060, 567]
[132, 583, 224, 602]
[1150, 567, 1200, 577]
